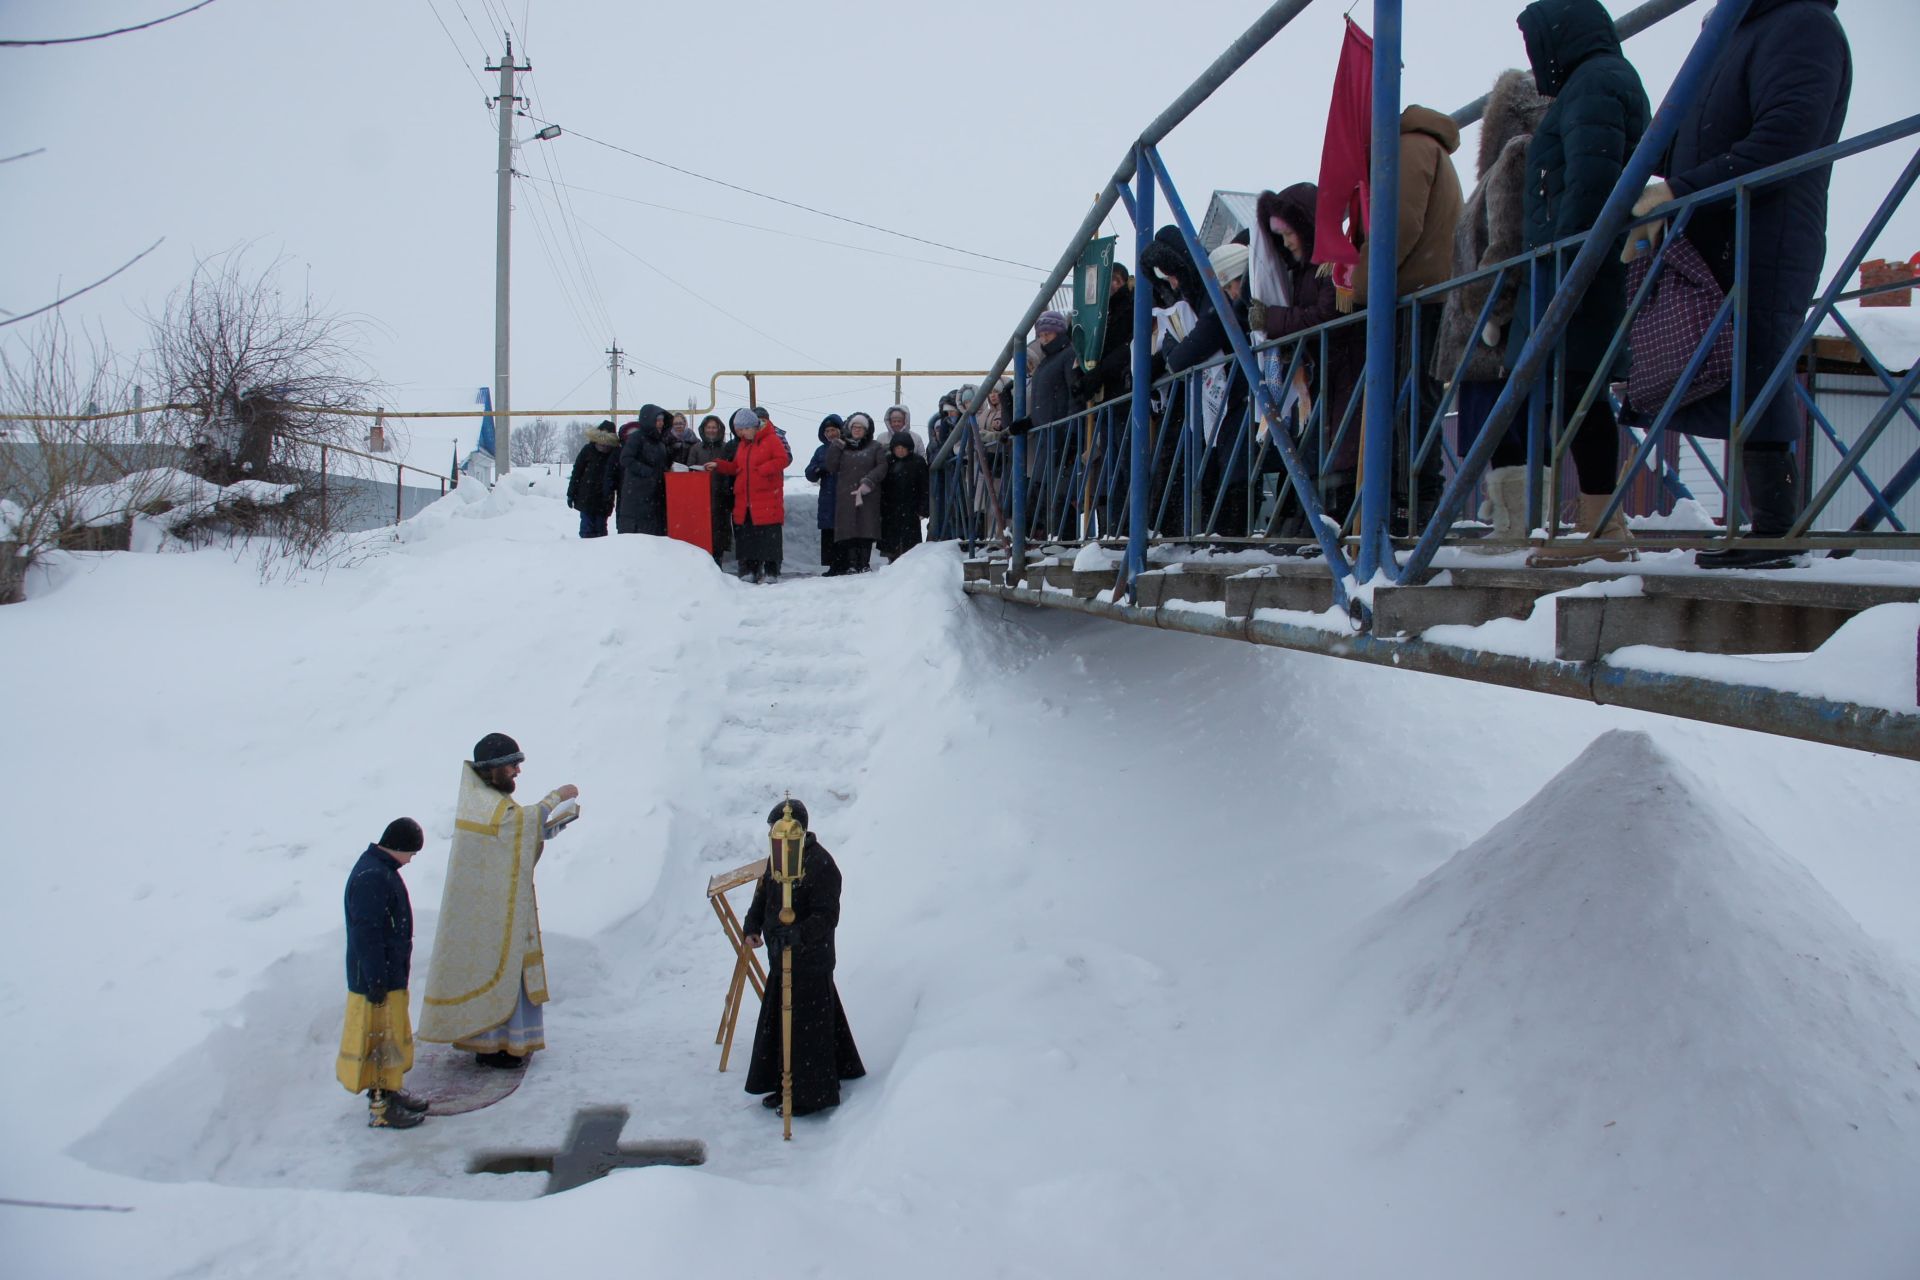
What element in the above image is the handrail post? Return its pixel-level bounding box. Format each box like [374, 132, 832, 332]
[1011, 345, 1029, 581]
[1357, 0, 1403, 581]
[1127, 149, 1154, 598]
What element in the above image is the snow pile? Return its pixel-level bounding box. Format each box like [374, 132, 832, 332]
[48, 467, 299, 532]
[1317, 729, 1920, 1277]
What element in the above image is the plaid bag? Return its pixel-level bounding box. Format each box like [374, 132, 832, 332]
[1623, 233, 1735, 419]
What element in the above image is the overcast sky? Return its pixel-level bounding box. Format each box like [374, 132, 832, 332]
[4, 0, 1915, 467]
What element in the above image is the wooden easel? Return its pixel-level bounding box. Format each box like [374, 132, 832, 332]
[706, 858, 768, 1072]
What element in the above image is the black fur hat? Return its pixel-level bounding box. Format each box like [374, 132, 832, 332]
[766, 798, 809, 831]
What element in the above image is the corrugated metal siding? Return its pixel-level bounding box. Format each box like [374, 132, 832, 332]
[1200, 191, 1260, 253]
[1806, 371, 1920, 560]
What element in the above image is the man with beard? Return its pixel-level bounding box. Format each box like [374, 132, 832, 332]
[417, 733, 580, 1069]
[741, 799, 864, 1117]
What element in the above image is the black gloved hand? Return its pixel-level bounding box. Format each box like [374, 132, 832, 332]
[1007, 417, 1034, 438]
[768, 924, 796, 951]
[366, 987, 386, 1007]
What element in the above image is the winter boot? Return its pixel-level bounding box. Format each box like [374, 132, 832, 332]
[1527, 492, 1637, 567]
[368, 1089, 424, 1129]
[1698, 445, 1802, 570]
[386, 1090, 430, 1116]
[1467, 467, 1531, 555]
[475, 1050, 526, 1070]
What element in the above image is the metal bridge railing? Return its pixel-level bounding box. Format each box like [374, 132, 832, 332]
[933, 3, 1918, 616]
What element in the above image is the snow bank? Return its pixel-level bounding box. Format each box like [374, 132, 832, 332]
[1315, 729, 1920, 1277]
[6, 472, 1920, 1280]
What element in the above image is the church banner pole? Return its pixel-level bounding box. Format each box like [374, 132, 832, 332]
[769, 798, 807, 1140]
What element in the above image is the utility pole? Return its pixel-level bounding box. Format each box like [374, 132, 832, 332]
[606, 342, 623, 426]
[488, 40, 528, 475]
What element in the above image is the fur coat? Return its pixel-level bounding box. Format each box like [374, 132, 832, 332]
[1433, 70, 1551, 384]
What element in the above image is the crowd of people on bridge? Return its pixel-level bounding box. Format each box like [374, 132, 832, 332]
[933, 0, 1852, 573]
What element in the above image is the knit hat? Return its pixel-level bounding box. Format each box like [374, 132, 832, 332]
[752, 406, 771, 422]
[889, 432, 914, 453]
[730, 407, 760, 432]
[767, 798, 809, 831]
[379, 817, 424, 853]
[1036, 309, 1069, 337]
[1209, 241, 1251, 283]
[471, 732, 524, 768]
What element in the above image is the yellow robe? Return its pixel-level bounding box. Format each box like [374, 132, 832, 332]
[416, 765, 560, 1044]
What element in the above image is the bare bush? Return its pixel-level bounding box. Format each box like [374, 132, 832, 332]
[0, 318, 156, 602]
[143, 249, 383, 569]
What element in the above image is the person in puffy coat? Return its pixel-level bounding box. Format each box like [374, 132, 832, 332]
[684, 414, 734, 566]
[566, 421, 620, 538]
[823, 412, 888, 573]
[707, 406, 790, 583]
[615, 404, 673, 535]
[879, 432, 929, 561]
[1434, 69, 1553, 549]
[805, 415, 847, 574]
[1511, 0, 1649, 563]
[1645, 0, 1850, 569]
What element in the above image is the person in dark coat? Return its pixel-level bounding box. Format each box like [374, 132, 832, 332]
[335, 818, 429, 1130]
[741, 799, 865, 1117]
[805, 415, 847, 573]
[926, 395, 962, 541]
[684, 414, 734, 566]
[823, 412, 888, 573]
[1643, 0, 1850, 567]
[1081, 264, 1135, 407]
[1511, 0, 1650, 563]
[565, 421, 620, 539]
[1252, 183, 1365, 522]
[614, 404, 673, 535]
[1161, 240, 1255, 537]
[879, 432, 930, 560]
[1025, 310, 1081, 535]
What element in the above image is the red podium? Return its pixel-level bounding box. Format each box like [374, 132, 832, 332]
[666, 470, 715, 554]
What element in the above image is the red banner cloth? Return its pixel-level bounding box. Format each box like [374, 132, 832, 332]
[665, 471, 714, 554]
[1314, 18, 1374, 275]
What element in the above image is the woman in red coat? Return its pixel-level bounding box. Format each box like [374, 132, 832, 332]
[707, 406, 790, 583]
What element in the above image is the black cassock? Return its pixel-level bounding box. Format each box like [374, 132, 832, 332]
[742, 834, 865, 1113]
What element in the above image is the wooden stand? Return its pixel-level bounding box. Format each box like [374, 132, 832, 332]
[706, 858, 768, 1072]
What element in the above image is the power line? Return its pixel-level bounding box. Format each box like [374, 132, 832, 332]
[420, 0, 494, 123]
[573, 213, 830, 368]
[517, 171, 1043, 284]
[525, 113, 1047, 274]
[517, 175, 600, 344]
[0, 0, 219, 46]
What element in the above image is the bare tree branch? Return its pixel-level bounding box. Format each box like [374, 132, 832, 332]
[0, 239, 164, 329]
[0, 0, 220, 47]
[0, 148, 47, 165]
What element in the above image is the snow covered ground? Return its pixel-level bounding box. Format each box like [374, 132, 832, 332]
[4, 478, 1919, 1278]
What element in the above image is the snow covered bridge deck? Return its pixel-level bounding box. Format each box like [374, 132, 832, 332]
[963, 550, 1920, 761]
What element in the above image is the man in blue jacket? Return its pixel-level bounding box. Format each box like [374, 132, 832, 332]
[805, 415, 846, 574]
[335, 818, 430, 1130]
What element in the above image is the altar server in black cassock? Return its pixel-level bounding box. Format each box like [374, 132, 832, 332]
[741, 801, 865, 1116]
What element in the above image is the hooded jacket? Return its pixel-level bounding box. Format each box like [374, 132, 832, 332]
[879, 433, 930, 555]
[1350, 106, 1466, 301]
[879, 406, 924, 455]
[1256, 184, 1365, 472]
[615, 403, 673, 534]
[566, 424, 620, 515]
[1140, 225, 1212, 318]
[1514, 0, 1651, 376]
[805, 415, 844, 532]
[1434, 70, 1552, 383]
[822, 418, 889, 543]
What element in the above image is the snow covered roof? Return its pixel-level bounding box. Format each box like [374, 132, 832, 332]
[1816, 302, 1920, 373]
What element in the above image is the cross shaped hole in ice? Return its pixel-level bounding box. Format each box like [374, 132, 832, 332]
[468, 1106, 706, 1195]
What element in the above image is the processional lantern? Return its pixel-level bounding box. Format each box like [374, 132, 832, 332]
[768, 795, 807, 1140]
